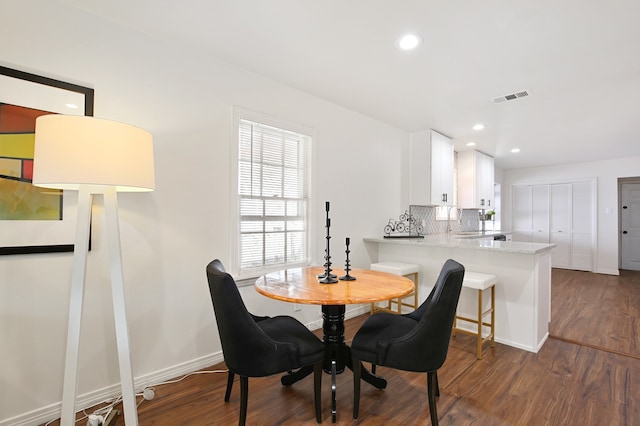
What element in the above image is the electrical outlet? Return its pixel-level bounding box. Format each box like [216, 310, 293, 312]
[294, 303, 301, 312]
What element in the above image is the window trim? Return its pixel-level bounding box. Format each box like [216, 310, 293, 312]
[230, 107, 315, 280]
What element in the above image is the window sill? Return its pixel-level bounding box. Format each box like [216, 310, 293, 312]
[236, 277, 257, 288]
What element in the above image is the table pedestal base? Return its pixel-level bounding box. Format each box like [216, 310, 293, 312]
[281, 305, 386, 422]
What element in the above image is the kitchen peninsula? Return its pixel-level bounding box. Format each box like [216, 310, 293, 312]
[363, 235, 556, 353]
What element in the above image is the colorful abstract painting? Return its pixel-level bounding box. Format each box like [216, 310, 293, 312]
[0, 103, 62, 220]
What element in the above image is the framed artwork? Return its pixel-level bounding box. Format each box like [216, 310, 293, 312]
[0, 65, 94, 255]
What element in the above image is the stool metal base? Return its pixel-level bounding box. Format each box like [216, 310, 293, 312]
[453, 284, 495, 359]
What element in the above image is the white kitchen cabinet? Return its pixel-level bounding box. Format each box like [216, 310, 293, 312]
[458, 150, 495, 209]
[511, 180, 594, 271]
[409, 129, 454, 206]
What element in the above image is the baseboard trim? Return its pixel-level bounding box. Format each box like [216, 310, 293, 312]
[596, 268, 620, 275]
[2, 353, 225, 426]
[2, 306, 370, 426]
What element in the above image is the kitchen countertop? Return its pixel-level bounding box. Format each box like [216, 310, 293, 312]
[365, 232, 554, 353]
[450, 230, 509, 239]
[364, 234, 555, 254]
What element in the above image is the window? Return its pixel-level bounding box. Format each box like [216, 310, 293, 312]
[235, 114, 311, 278]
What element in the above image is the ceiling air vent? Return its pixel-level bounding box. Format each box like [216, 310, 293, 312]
[492, 89, 531, 104]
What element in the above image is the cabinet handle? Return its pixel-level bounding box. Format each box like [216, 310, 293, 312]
[480, 199, 485, 206]
[623, 230, 628, 234]
[488, 200, 491, 206]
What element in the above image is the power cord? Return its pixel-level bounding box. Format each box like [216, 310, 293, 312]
[44, 368, 229, 425]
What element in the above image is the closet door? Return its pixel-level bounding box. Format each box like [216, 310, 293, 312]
[531, 185, 550, 243]
[512, 185, 532, 242]
[571, 181, 593, 271]
[550, 184, 571, 268]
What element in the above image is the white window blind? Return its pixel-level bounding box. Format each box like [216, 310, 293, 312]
[237, 118, 310, 274]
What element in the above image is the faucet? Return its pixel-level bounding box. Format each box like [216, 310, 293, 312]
[446, 205, 457, 233]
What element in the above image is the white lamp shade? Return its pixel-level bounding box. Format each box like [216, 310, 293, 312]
[33, 115, 155, 192]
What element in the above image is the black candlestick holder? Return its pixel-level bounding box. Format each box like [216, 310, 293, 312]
[339, 237, 356, 281]
[318, 202, 338, 284]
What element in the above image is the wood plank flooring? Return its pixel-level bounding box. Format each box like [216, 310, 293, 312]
[48, 269, 640, 425]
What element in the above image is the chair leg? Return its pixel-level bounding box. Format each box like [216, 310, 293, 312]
[490, 285, 496, 348]
[353, 360, 362, 419]
[371, 363, 376, 374]
[239, 376, 248, 426]
[413, 272, 419, 310]
[331, 360, 337, 423]
[435, 370, 440, 397]
[225, 371, 235, 402]
[313, 362, 322, 423]
[427, 371, 439, 426]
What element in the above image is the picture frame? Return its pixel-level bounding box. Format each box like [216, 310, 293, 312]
[0, 65, 94, 255]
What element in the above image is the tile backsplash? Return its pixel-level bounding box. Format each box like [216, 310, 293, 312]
[406, 205, 481, 235]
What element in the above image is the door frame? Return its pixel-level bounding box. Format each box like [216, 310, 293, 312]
[618, 177, 640, 270]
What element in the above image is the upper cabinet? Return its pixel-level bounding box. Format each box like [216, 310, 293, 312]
[457, 150, 495, 209]
[409, 130, 454, 206]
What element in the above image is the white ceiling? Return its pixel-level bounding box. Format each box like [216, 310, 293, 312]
[62, 0, 640, 170]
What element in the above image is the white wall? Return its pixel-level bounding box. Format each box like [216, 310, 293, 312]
[0, 1, 409, 423]
[503, 157, 640, 275]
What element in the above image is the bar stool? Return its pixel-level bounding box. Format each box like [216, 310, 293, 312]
[453, 272, 497, 359]
[369, 261, 419, 314]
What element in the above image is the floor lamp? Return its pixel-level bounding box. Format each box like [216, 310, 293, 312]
[33, 115, 155, 426]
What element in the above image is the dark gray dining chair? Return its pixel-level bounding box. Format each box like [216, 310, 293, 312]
[206, 259, 324, 425]
[351, 259, 465, 425]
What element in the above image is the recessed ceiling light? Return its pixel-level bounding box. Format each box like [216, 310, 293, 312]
[397, 34, 422, 51]
[466, 142, 476, 147]
[65, 103, 79, 109]
[511, 148, 521, 153]
[473, 123, 485, 131]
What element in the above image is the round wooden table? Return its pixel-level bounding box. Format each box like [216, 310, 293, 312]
[256, 266, 414, 422]
[255, 266, 414, 305]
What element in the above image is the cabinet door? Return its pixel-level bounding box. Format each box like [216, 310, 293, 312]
[430, 131, 454, 205]
[476, 153, 495, 208]
[483, 155, 495, 208]
[458, 150, 494, 209]
[409, 130, 431, 206]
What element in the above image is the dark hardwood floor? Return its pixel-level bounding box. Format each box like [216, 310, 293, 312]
[51, 269, 640, 425]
